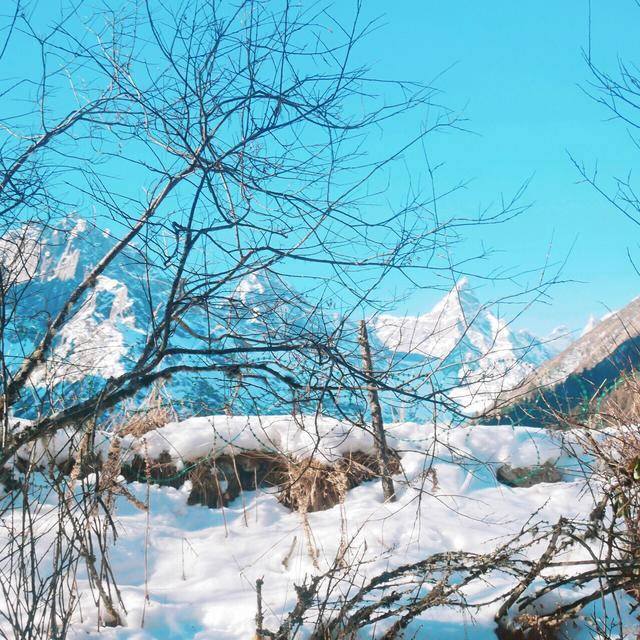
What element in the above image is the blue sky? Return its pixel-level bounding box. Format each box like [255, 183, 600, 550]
[7, 1, 639, 336]
[345, 0, 640, 334]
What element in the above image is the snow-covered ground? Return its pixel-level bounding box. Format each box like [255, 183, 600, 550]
[120, 415, 381, 466]
[12, 417, 627, 640]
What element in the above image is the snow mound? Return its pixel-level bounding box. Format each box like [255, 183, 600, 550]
[123, 415, 377, 466]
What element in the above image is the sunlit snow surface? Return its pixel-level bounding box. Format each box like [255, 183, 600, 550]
[122, 415, 382, 466]
[10, 417, 630, 640]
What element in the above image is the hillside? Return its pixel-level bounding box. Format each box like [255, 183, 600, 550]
[484, 296, 640, 424]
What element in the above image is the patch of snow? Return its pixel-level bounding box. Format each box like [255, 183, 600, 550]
[122, 414, 377, 466]
[232, 273, 265, 303]
[581, 315, 597, 337]
[3, 415, 631, 639]
[70, 217, 87, 236]
[44, 218, 88, 281]
[546, 324, 574, 351]
[0, 226, 41, 285]
[29, 275, 138, 387]
[78, 421, 609, 637]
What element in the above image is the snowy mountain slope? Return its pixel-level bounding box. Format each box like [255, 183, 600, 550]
[532, 298, 640, 388]
[2, 218, 220, 414]
[485, 295, 640, 423]
[375, 279, 557, 415]
[2, 218, 346, 417]
[4, 221, 557, 420]
[29, 275, 140, 387]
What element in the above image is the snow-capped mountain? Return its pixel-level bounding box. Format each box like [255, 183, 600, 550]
[3, 218, 336, 418]
[375, 278, 557, 415]
[4, 220, 557, 420]
[4, 220, 143, 386]
[3, 218, 221, 416]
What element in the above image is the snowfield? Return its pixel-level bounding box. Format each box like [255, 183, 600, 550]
[8, 417, 629, 640]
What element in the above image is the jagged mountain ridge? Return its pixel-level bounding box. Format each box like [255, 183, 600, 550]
[3, 219, 224, 415]
[374, 278, 557, 416]
[4, 219, 558, 419]
[3, 219, 358, 417]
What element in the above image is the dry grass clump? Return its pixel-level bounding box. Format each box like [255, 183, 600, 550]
[187, 452, 288, 508]
[121, 451, 182, 488]
[121, 450, 288, 508]
[120, 405, 173, 438]
[120, 447, 401, 513]
[279, 457, 349, 513]
[279, 451, 401, 513]
[495, 614, 563, 640]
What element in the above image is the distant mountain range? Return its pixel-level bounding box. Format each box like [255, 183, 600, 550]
[2, 218, 224, 416]
[4, 218, 572, 421]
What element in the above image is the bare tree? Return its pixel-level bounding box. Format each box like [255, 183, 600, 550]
[0, 0, 525, 466]
[0, 0, 548, 636]
[358, 319, 395, 502]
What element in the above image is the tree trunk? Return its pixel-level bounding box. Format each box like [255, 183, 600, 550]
[358, 320, 396, 502]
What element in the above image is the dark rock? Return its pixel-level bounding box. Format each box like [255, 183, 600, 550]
[496, 461, 562, 488]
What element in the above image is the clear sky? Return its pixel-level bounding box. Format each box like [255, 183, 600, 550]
[345, 0, 640, 335]
[6, 1, 640, 337]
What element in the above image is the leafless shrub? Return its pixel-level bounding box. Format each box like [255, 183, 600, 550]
[257, 512, 637, 639]
[0, 0, 559, 635]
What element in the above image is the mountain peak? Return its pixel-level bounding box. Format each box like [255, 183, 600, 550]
[232, 273, 266, 303]
[374, 279, 555, 415]
[428, 277, 482, 330]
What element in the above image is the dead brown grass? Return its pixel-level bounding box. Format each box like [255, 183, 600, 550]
[279, 451, 401, 513]
[495, 614, 563, 640]
[121, 406, 173, 438]
[120, 448, 401, 513]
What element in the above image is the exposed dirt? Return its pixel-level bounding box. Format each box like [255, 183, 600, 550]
[495, 615, 563, 640]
